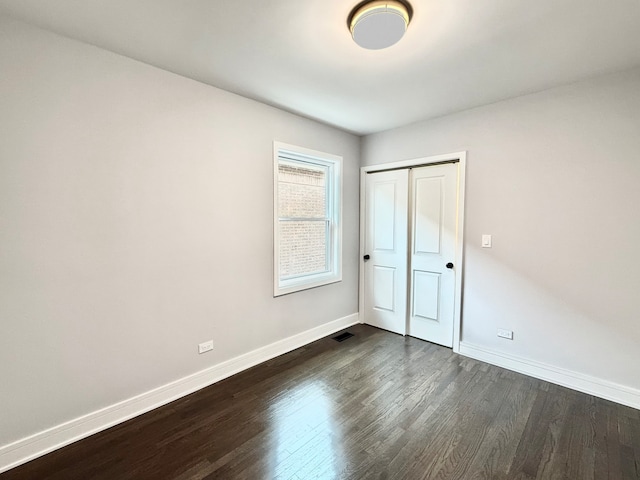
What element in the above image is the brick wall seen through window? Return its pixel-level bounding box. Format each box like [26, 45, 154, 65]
[277, 163, 328, 278]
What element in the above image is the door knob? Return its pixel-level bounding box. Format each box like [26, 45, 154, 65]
[363, 255, 371, 260]
[446, 262, 454, 269]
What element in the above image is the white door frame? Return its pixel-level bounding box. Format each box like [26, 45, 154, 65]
[359, 151, 467, 353]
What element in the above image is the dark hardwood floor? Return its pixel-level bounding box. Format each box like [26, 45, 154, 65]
[3, 324, 639, 479]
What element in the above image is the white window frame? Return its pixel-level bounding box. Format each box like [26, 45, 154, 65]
[273, 141, 342, 297]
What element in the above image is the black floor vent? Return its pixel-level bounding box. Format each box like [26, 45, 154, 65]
[333, 332, 354, 342]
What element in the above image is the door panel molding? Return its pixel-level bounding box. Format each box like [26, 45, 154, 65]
[372, 265, 396, 312]
[372, 181, 398, 252]
[413, 175, 444, 255]
[412, 270, 441, 321]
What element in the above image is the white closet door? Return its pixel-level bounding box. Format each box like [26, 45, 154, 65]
[407, 163, 458, 347]
[363, 169, 409, 335]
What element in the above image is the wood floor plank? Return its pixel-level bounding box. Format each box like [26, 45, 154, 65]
[2, 324, 639, 480]
[455, 372, 537, 480]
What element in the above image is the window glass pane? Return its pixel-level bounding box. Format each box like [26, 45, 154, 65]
[278, 163, 327, 218]
[278, 220, 328, 278]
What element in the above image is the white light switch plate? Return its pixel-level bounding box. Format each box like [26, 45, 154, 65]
[482, 234, 492, 248]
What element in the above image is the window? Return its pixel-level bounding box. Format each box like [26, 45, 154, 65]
[273, 142, 342, 296]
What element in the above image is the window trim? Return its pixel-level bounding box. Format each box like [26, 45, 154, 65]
[273, 141, 342, 297]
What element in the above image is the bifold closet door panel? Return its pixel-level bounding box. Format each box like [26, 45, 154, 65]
[408, 164, 458, 347]
[363, 169, 409, 335]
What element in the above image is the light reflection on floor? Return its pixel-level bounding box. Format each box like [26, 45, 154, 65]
[268, 380, 343, 478]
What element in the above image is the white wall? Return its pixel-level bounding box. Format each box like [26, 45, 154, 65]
[0, 16, 359, 448]
[362, 67, 640, 395]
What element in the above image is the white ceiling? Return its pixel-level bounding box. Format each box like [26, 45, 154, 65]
[1, 0, 639, 135]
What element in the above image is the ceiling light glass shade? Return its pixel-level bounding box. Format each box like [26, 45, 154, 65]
[349, 1, 412, 50]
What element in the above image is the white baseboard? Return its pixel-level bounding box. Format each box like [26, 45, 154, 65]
[459, 341, 640, 410]
[0, 313, 359, 474]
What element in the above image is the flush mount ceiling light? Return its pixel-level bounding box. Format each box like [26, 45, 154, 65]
[348, 0, 413, 50]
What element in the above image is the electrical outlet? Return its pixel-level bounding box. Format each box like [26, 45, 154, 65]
[497, 329, 513, 340]
[198, 340, 213, 354]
